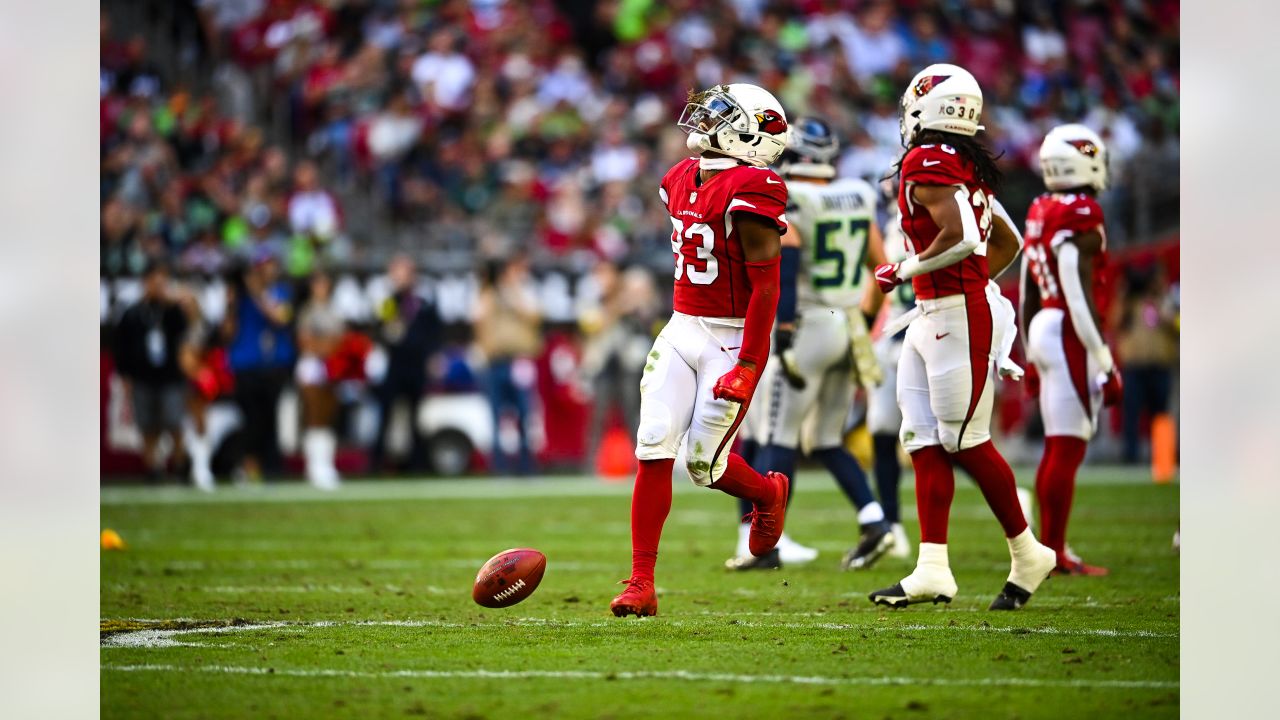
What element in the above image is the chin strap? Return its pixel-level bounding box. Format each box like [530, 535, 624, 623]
[699, 156, 742, 171]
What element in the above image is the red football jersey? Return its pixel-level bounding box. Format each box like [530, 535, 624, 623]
[896, 144, 996, 299]
[659, 158, 789, 317]
[1023, 192, 1109, 312]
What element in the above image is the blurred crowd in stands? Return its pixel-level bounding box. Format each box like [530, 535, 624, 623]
[100, 0, 1179, 485]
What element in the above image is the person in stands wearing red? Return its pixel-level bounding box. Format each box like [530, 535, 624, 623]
[610, 84, 793, 617]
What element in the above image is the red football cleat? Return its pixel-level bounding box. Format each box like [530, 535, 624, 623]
[1053, 553, 1109, 576]
[745, 471, 789, 557]
[610, 577, 658, 617]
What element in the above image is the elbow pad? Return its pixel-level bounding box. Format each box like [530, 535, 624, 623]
[738, 256, 781, 368]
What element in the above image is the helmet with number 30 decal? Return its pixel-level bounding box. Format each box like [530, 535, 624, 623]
[899, 63, 984, 146]
[679, 83, 790, 167]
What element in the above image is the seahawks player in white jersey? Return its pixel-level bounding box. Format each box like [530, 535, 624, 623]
[727, 117, 894, 571]
[863, 207, 915, 559]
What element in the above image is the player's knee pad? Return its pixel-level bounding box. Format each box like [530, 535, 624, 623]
[635, 403, 678, 461]
[899, 421, 940, 454]
[685, 452, 727, 487]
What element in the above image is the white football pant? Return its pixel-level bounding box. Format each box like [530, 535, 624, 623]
[635, 313, 748, 486]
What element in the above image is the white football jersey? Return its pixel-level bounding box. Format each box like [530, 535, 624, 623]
[790, 178, 879, 311]
[881, 209, 917, 329]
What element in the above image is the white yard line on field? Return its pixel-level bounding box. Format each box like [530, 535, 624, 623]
[101, 618, 1175, 650]
[101, 663, 1179, 690]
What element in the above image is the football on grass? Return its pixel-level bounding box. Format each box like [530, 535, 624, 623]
[473, 548, 546, 608]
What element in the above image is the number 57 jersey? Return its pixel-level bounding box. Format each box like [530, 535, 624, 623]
[659, 157, 789, 318]
[791, 177, 879, 311]
[897, 144, 994, 300]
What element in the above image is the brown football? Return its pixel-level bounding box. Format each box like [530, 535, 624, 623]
[472, 548, 546, 608]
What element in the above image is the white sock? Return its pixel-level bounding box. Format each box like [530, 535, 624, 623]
[1007, 527, 1039, 560]
[857, 501, 885, 525]
[916, 542, 950, 570]
[735, 522, 751, 557]
[304, 428, 340, 487]
[185, 426, 214, 489]
[901, 542, 956, 597]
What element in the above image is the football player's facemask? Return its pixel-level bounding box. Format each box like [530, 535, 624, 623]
[899, 63, 985, 147]
[679, 83, 789, 167]
[1039, 123, 1109, 192]
[779, 115, 839, 179]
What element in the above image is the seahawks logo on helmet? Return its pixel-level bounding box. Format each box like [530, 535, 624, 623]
[912, 74, 951, 98]
[754, 110, 788, 135]
[1067, 139, 1100, 158]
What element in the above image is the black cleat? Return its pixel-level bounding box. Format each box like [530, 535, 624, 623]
[868, 582, 952, 608]
[989, 581, 1034, 610]
[841, 522, 895, 571]
[724, 548, 781, 571]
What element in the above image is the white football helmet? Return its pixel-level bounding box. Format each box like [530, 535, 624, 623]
[1039, 123, 1109, 192]
[679, 83, 789, 167]
[899, 63, 984, 146]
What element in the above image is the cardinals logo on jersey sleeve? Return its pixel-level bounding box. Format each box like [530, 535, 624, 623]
[754, 110, 788, 135]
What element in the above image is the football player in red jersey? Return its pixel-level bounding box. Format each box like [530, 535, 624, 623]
[1021, 124, 1122, 576]
[868, 64, 1057, 611]
[610, 83, 792, 617]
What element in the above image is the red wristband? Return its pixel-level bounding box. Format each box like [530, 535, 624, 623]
[738, 256, 781, 368]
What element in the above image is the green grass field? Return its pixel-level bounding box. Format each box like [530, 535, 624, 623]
[101, 466, 1178, 719]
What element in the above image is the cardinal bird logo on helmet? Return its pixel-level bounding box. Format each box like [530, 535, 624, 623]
[912, 74, 951, 98]
[755, 110, 788, 135]
[1067, 139, 1100, 157]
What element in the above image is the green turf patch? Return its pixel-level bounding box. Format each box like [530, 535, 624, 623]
[102, 467, 1178, 719]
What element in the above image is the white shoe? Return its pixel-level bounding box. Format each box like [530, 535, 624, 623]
[888, 523, 911, 559]
[1002, 529, 1056, 600]
[776, 533, 818, 565]
[870, 543, 957, 607]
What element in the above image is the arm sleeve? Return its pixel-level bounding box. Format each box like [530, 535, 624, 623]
[1057, 242, 1114, 373]
[896, 187, 981, 279]
[738, 256, 780, 368]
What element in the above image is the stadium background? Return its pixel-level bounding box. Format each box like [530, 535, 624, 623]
[99, 0, 1180, 480]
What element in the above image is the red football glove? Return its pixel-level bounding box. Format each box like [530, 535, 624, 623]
[1024, 364, 1040, 399]
[874, 263, 904, 294]
[713, 363, 759, 404]
[1100, 368, 1123, 407]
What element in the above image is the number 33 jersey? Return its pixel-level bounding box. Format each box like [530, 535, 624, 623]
[896, 144, 995, 300]
[789, 177, 879, 311]
[659, 157, 789, 318]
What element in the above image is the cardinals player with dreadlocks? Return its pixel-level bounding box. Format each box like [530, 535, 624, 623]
[610, 83, 793, 617]
[867, 64, 1058, 611]
[1021, 124, 1123, 576]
